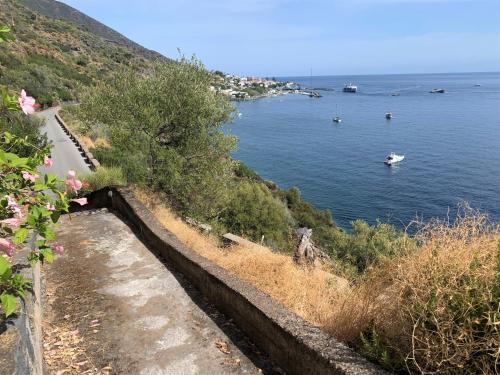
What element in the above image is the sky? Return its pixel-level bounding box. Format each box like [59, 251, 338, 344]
[60, 0, 500, 77]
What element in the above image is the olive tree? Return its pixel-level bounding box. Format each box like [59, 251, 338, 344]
[80, 57, 236, 219]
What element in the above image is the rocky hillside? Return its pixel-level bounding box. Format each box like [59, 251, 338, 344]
[0, 0, 166, 106]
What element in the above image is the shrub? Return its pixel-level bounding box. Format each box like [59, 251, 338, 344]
[328, 206, 500, 374]
[221, 180, 292, 250]
[234, 161, 263, 182]
[0, 111, 49, 156]
[337, 219, 414, 273]
[91, 146, 147, 184]
[82, 166, 126, 191]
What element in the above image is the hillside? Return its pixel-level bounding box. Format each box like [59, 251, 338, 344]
[17, 0, 166, 61]
[0, 0, 164, 106]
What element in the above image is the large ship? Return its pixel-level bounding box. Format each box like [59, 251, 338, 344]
[343, 83, 357, 93]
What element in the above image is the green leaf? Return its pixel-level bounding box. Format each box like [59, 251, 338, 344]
[0, 292, 17, 317]
[40, 248, 54, 263]
[27, 252, 40, 267]
[40, 226, 55, 240]
[13, 228, 29, 245]
[50, 211, 61, 223]
[35, 239, 45, 248]
[0, 256, 10, 275]
[34, 180, 47, 191]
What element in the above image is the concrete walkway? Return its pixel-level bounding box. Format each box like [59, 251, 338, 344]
[43, 209, 274, 375]
[38, 107, 90, 178]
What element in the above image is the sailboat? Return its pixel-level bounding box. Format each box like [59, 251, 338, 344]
[308, 69, 322, 98]
[333, 104, 342, 123]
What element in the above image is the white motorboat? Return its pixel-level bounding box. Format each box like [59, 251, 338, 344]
[384, 152, 404, 165]
[343, 83, 357, 93]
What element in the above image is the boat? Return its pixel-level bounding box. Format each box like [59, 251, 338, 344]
[474, 84, 481, 87]
[384, 152, 405, 165]
[429, 88, 445, 93]
[308, 91, 322, 98]
[391, 93, 400, 96]
[385, 112, 393, 119]
[343, 83, 357, 93]
[333, 104, 342, 122]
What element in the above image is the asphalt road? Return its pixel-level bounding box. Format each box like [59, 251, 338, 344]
[37, 107, 90, 178]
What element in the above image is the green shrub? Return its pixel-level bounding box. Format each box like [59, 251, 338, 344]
[91, 146, 147, 184]
[0, 111, 48, 156]
[360, 324, 405, 372]
[338, 220, 413, 273]
[222, 180, 292, 250]
[82, 166, 126, 191]
[234, 161, 263, 182]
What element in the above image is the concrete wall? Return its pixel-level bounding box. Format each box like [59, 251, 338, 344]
[75, 187, 387, 375]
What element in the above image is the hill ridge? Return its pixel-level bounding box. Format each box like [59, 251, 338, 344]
[17, 0, 167, 61]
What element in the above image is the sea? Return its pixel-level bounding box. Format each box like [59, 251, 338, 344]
[227, 72, 500, 230]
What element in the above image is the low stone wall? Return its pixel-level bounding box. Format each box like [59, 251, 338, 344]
[54, 112, 100, 170]
[75, 187, 386, 375]
[0, 247, 44, 375]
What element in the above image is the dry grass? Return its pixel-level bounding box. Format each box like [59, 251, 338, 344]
[58, 108, 109, 150]
[133, 187, 349, 328]
[134, 188, 499, 373]
[327, 205, 500, 374]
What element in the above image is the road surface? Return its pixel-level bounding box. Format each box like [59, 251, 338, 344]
[37, 107, 91, 178]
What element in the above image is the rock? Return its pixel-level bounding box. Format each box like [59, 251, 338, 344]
[184, 217, 212, 234]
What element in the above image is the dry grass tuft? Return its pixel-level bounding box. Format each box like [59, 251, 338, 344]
[327, 204, 500, 374]
[133, 187, 349, 327]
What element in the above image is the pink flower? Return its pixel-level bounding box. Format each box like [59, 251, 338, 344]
[22, 171, 38, 182]
[0, 238, 15, 257]
[65, 170, 82, 193]
[44, 156, 53, 168]
[0, 218, 21, 228]
[53, 244, 64, 255]
[71, 197, 88, 206]
[18, 89, 36, 115]
[45, 203, 55, 211]
[6, 196, 22, 217]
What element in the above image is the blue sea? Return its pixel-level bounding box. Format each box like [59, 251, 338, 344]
[227, 72, 500, 229]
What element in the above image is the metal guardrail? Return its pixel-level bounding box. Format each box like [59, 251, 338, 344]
[54, 112, 100, 170]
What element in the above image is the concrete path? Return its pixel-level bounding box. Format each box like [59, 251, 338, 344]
[43, 209, 274, 375]
[37, 107, 90, 178]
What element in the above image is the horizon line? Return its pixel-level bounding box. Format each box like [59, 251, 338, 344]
[243, 71, 500, 79]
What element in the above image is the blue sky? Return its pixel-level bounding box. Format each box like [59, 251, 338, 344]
[60, 0, 500, 76]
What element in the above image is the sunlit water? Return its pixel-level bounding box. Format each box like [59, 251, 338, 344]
[227, 72, 500, 229]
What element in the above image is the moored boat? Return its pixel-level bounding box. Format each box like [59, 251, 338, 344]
[385, 112, 393, 119]
[343, 83, 357, 93]
[384, 152, 404, 165]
